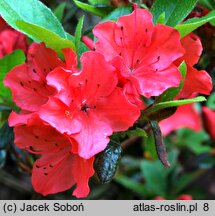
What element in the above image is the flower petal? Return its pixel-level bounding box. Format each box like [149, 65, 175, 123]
[177, 65, 212, 99]
[32, 145, 94, 198]
[14, 116, 70, 152]
[93, 8, 154, 65]
[133, 64, 181, 98]
[175, 33, 202, 66]
[80, 51, 118, 99]
[62, 48, 78, 70]
[95, 88, 140, 131]
[202, 107, 215, 140]
[140, 24, 184, 71]
[72, 111, 112, 159]
[28, 43, 65, 79]
[159, 104, 201, 135]
[4, 64, 51, 111]
[8, 111, 35, 126]
[39, 97, 82, 135]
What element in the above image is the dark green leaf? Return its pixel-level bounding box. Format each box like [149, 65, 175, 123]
[88, 0, 110, 5]
[0, 121, 13, 149]
[198, 0, 215, 10]
[0, 150, 6, 168]
[142, 96, 206, 118]
[142, 131, 158, 160]
[94, 141, 122, 183]
[176, 129, 211, 154]
[120, 156, 141, 171]
[144, 106, 177, 122]
[114, 175, 151, 196]
[206, 92, 215, 109]
[101, 6, 132, 22]
[53, 3, 66, 22]
[140, 150, 178, 196]
[176, 10, 215, 37]
[126, 128, 148, 138]
[16, 20, 75, 56]
[151, 0, 198, 26]
[73, 0, 113, 17]
[75, 16, 85, 53]
[0, 50, 26, 101]
[0, 105, 11, 112]
[0, 0, 66, 38]
[175, 170, 205, 194]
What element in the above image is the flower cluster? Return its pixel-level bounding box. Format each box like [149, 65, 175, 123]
[0, 17, 28, 58]
[4, 7, 212, 197]
[160, 33, 212, 135]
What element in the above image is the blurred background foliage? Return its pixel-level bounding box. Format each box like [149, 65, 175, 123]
[0, 0, 215, 200]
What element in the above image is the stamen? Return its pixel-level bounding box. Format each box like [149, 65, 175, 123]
[65, 110, 71, 118]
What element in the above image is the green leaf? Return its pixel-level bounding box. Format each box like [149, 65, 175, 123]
[0, 0, 66, 38]
[142, 96, 206, 117]
[176, 129, 211, 154]
[75, 16, 84, 53]
[140, 150, 178, 196]
[88, 0, 110, 5]
[142, 131, 158, 160]
[155, 61, 187, 103]
[206, 92, 215, 109]
[94, 141, 122, 183]
[151, 0, 198, 26]
[175, 170, 205, 194]
[67, 33, 89, 59]
[53, 2, 66, 22]
[16, 20, 75, 56]
[156, 12, 166, 24]
[114, 175, 151, 196]
[73, 0, 113, 17]
[0, 150, 6, 169]
[126, 128, 148, 138]
[120, 156, 141, 171]
[101, 6, 132, 22]
[198, 0, 215, 10]
[0, 50, 26, 102]
[176, 10, 215, 37]
[0, 121, 13, 149]
[0, 105, 11, 112]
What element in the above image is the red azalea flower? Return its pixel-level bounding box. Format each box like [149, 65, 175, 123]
[12, 115, 94, 198]
[175, 194, 193, 200]
[153, 196, 166, 200]
[159, 34, 212, 135]
[82, 36, 95, 50]
[159, 103, 201, 135]
[4, 43, 77, 112]
[39, 51, 140, 159]
[0, 17, 8, 32]
[202, 107, 215, 140]
[0, 17, 28, 58]
[93, 8, 184, 99]
[175, 33, 212, 99]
